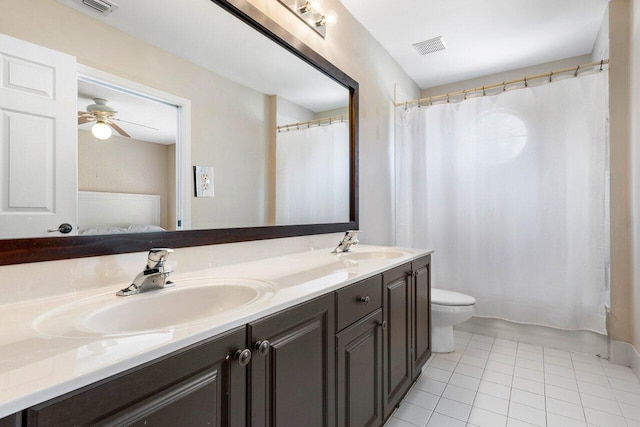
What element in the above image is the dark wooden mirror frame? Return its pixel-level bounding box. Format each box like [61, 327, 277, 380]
[0, 0, 358, 266]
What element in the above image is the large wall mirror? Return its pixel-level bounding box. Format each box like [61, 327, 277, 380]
[0, 0, 358, 265]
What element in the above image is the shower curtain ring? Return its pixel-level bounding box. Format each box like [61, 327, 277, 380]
[429, 98, 433, 106]
[446, 94, 450, 103]
[502, 82, 506, 92]
[574, 65, 580, 77]
[482, 86, 486, 96]
[463, 90, 467, 100]
[549, 71, 553, 83]
[600, 60, 604, 71]
[524, 77, 528, 87]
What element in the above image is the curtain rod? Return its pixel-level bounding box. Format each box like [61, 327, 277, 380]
[395, 59, 609, 108]
[277, 114, 348, 132]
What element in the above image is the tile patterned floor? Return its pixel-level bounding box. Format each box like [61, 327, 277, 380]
[384, 331, 640, 427]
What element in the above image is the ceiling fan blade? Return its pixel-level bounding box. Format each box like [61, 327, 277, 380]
[107, 121, 131, 138]
[111, 117, 160, 131]
[78, 116, 95, 125]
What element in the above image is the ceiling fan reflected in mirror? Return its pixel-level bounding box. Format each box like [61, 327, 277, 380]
[77, 98, 158, 140]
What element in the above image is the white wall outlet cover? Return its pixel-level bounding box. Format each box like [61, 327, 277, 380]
[194, 165, 214, 198]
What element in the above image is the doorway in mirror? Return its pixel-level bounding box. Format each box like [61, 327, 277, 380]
[76, 71, 186, 236]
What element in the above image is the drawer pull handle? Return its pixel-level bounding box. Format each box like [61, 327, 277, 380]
[359, 296, 371, 305]
[234, 349, 252, 366]
[379, 321, 387, 329]
[254, 340, 271, 356]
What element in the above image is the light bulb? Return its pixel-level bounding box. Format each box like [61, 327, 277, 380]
[91, 122, 112, 140]
[310, 0, 322, 11]
[324, 10, 337, 26]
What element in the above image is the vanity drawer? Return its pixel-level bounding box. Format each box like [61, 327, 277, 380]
[336, 275, 382, 331]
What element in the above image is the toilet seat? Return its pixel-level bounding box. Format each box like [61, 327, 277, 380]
[432, 288, 476, 306]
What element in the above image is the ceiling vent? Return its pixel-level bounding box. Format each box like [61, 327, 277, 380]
[412, 36, 447, 56]
[74, 0, 119, 16]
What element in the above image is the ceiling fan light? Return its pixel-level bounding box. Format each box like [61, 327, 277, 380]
[91, 122, 112, 140]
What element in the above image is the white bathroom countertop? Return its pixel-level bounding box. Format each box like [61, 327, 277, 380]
[0, 245, 432, 418]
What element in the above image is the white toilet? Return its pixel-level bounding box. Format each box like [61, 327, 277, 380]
[431, 288, 476, 353]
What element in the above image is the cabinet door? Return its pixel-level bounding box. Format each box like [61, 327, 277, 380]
[249, 293, 335, 427]
[0, 413, 20, 427]
[382, 263, 412, 418]
[336, 309, 383, 427]
[411, 256, 431, 380]
[27, 327, 248, 427]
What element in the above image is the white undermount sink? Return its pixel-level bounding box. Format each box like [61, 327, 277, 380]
[337, 249, 409, 261]
[34, 278, 275, 336]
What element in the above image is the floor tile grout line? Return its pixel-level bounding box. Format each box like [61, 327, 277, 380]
[426, 333, 470, 425]
[597, 354, 630, 426]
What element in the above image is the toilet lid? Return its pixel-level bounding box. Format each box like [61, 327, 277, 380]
[431, 288, 476, 306]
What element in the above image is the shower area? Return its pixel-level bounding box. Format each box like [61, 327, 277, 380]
[394, 61, 611, 353]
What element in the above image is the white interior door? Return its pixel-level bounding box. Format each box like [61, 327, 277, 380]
[0, 33, 77, 238]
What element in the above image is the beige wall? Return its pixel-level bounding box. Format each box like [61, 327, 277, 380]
[420, 54, 592, 98]
[1, 0, 272, 230]
[630, 0, 640, 352]
[244, 0, 421, 245]
[608, 0, 633, 343]
[78, 130, 174, 230]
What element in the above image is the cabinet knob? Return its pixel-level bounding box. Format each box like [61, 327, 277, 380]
[254, 340, 271, 356]
[379, 321, 387, 329]
[234, 349, 252, 366]
[359, 296, 371, 305]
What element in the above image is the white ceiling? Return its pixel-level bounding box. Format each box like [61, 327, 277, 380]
[341, 0, 609, 89]
[58, 0, 348, 113]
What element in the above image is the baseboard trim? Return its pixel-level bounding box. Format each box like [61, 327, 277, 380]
[632, 344, 640, 379]
[455, 317, 609, 356]
[610, 340, 633, 366]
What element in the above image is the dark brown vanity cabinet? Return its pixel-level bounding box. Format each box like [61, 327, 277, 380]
[248, 293, 336, 427]
[382, 256, 431, 419]
[411, 256, 431, 380]
[7, 257, 431, 427]
[25, 327, 249, 427]
[0, 414, 20, 427]
[336, 276, 384, 427]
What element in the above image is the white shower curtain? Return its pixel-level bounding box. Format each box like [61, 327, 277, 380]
[396, 72, 608, 333]
[276, 122, 350, 224]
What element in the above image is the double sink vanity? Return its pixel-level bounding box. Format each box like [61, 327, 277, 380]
[1, 0, 430, 425]
[0, 245, 432, 426]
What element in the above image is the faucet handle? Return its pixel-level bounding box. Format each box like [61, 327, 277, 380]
[345, 230, 360, 242]
[147, 248, 173, 269]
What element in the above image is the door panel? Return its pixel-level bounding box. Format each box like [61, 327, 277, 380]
[0, 413, 20, 427]
[336, 309, 383, 427]
[0, 33, 77, 238]
[412, 256, 431, 379]
[27, 327, 247, 427]
[249, 293, 335, 427]
[382, 263, 412, 418]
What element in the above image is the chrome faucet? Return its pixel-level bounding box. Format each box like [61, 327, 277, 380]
[117, 248, 175, 296]
[332, 230, 360, 253]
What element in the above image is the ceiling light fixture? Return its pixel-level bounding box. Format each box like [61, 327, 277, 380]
[277, 0, 337, 38]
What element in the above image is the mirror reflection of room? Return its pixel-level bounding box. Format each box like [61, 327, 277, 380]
[0, 0, 350, 239]
[77, 80, 178, 235]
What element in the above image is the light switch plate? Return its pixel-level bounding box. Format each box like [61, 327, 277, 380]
[194, 166, 214, 197]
